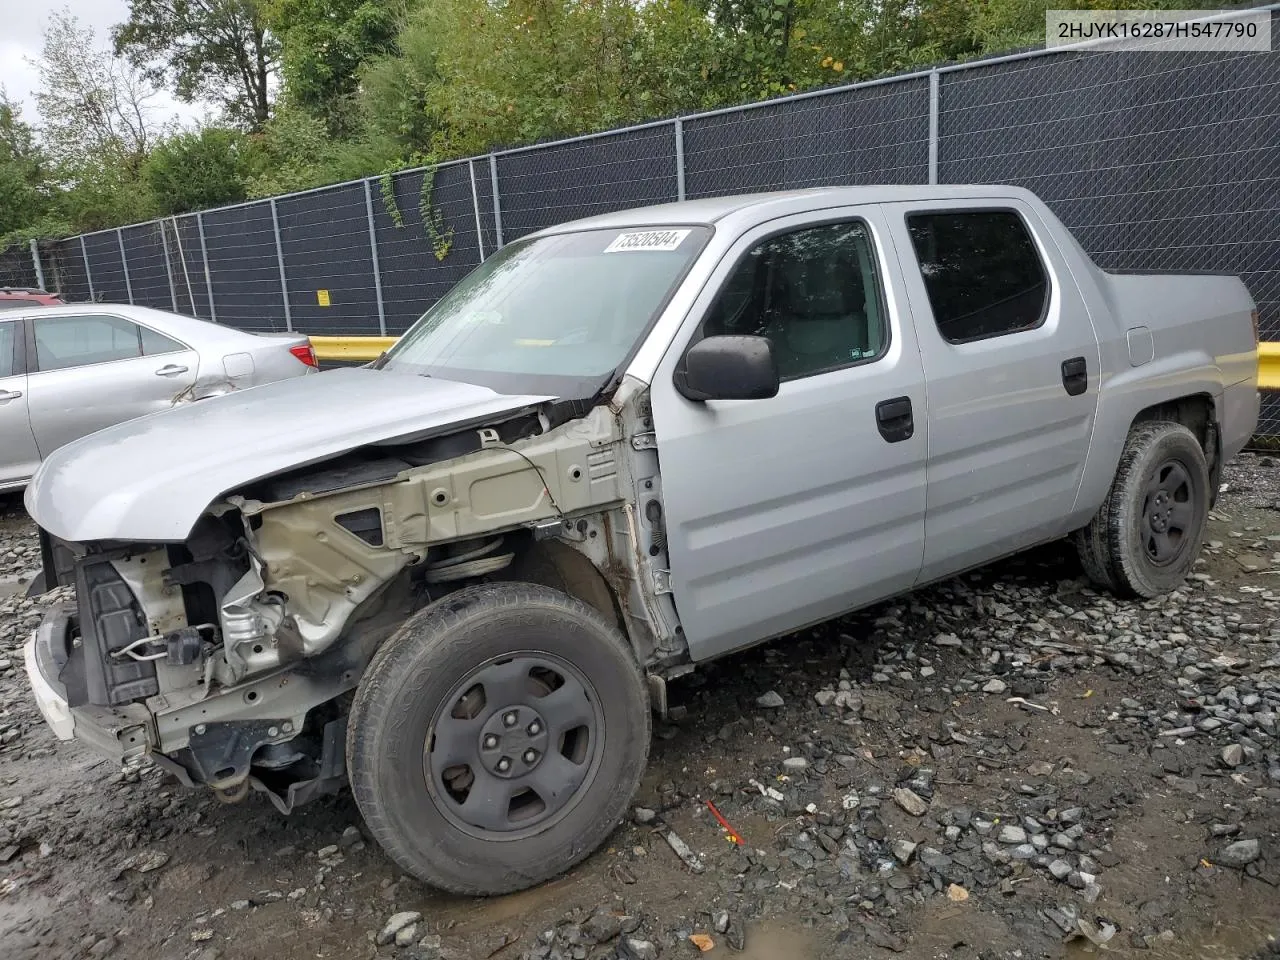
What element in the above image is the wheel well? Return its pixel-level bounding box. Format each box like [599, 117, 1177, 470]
[499, 537, 625, 632]
[1131, 393, 1222, 500]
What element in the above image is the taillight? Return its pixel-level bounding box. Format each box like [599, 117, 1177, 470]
[1251, 309, 1260, 344]
[290, 342, 318, 368]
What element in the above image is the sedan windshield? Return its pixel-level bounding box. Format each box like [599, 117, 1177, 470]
[382, 226, 712, 397]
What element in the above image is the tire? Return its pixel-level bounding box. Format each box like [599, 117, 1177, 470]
[346, 581, 650, 895]
[1074, 421, 1210, 598]
[1071, 523, 1116, 593]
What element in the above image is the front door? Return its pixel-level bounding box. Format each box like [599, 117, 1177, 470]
[883, 200, 1102, 583]
[650, 209, 928, 662]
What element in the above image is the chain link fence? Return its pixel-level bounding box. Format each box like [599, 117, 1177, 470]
[23, 5, 1280, 433]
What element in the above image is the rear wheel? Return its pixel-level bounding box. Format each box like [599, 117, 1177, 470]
[346, 582, 649, 895]
[1074, 421, 1210, 598]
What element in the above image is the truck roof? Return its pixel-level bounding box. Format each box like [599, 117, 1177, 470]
[530, 184, 1042, 237]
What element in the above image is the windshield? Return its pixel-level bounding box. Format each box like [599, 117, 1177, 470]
[382, 225, 712, 397]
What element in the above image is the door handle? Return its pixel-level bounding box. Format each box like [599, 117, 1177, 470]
[0, 389, 21, 402]
[875, 396, 914, 443]
[1061, 356, 1088, 396]
[155, 364, 189, 377]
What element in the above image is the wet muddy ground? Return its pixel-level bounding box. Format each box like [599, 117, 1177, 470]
[5, 457, 1280, 960]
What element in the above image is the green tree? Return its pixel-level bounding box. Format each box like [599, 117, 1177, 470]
[268, 0, 402, 136]
[0, 92, 69, 246]
[143, 127, 250, 214]
[29, 10, 161, 235]
[113, 0, 279, 130]
[0, 94, 47, 235]
[52, 154, 160, 232]
[35, 10, 163, 167]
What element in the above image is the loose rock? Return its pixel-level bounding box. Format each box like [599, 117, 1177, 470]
[892, 787, 928, 817]
[1219, 839, 1261, 867]
[377, 912, 423, 946]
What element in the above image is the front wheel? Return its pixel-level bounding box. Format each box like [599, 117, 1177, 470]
[346, 582, 650, 895]
[1075, 421, 1210, 598]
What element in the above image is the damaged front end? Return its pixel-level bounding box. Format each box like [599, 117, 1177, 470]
[24, 377, 683, 813]
[28, 513, 363, 812]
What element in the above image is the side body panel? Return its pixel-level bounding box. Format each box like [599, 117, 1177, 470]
[1069, 268, 1258, 522]
[650, 207, 929, 662]
[25, 349, 200, 457]
[0, 317, 39, 489]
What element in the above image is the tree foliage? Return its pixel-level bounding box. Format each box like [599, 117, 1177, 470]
[266, 0, 402, 136]
[114, 0, 279, 130]
[0, 93, 67, 246]
[143, 127, 251, 214]
[36, 11, 163, 167]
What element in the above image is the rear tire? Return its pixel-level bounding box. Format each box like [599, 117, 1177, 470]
[346, 582, 650, 895]
[1075, 421, 1210, 598]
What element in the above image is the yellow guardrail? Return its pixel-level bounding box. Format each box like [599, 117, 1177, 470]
[309, 336, 399, 362]
[1259, 343, 1280, 391]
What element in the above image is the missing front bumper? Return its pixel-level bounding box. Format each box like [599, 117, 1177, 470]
[24, 602, 152, 759]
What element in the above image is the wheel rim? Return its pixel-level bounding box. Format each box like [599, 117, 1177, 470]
[423, 652, 604, 840]
[1141, 457, 1198, 567]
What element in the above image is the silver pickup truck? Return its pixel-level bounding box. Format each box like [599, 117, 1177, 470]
[21, 186, 1260, 896]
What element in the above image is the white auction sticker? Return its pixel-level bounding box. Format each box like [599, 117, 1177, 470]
[604, 229, 691, 253]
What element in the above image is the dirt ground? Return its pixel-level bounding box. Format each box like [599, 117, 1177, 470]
[5, 457, 1280, 960]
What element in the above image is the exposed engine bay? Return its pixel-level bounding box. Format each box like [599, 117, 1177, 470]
[30, 376, 682, 813]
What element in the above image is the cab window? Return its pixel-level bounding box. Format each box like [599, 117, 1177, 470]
[906, 210, 1049, 343]
[702, 221, 886, 381]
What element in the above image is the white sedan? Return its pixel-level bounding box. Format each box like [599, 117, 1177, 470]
[0, 304, 318, 491]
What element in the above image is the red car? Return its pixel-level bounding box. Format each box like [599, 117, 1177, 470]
[0, 287, 65, 308]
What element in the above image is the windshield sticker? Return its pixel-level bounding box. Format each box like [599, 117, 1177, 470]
[604, 229, 692, 253]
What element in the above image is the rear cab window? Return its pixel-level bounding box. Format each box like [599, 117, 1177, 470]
[905, 209, 1049, 343]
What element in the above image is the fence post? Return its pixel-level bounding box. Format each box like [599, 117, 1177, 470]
[362, 178, 388, 337]
[29, 238, 46, 291]
[117, 228, 135, 304]
[196, 213, 217, 323]
[468, 159, 486, 262]
[674, 118, 686, 202]
[79, 236, 96, 302]
[269, 198, 294, 333]
[158, 221, 179, 312]
[489, 154, 504, 249]
[928, 69, 940, 186]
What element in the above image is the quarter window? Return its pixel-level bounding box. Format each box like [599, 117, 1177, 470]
[906, 210, 1049, 343]
[33, 315, 144, 372]
[140, 324, 185, 356]
[702, 221, 886, 381]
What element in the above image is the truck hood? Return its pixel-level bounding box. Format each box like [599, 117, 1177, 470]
[25, 367, 553, 543]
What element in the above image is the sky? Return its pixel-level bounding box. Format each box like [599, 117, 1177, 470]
[1, 0, 205, 126]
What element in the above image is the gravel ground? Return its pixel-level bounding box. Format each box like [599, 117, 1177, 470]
[6, 458, 1280, 960]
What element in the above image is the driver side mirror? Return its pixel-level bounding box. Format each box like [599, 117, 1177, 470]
[676, 335, 780, 401]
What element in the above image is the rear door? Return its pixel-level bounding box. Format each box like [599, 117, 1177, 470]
[882, 200, 1102, 583]
[25, 313, 199, 456]
[0, 315, 40, 487]
[650, 208, 928, 661]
